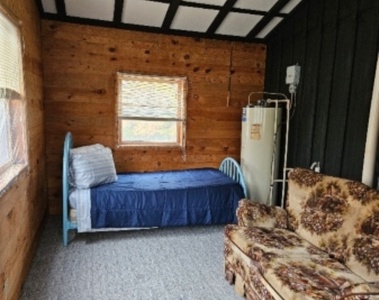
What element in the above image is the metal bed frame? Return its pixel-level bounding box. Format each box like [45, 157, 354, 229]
[62, 132, 247, 246]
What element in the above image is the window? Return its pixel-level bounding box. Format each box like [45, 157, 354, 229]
[0, 6, 28, 194]
[116, 73, 187, 147]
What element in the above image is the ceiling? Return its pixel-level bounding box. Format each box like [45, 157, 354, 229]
[36, 0, 304, 43]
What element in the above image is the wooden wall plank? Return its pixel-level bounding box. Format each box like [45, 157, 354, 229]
[266, 38, 284, 93]
[42, 20, 266, 214]
[323, 0, 339, 25]
[308, 0, 324, 30]
[341, 9, 379, 179]
[275, 35, 296, 167]
[265, 0, 379, 180]
[297, 29, 322, 167]
[359, 0, 372, 10]
[0, 1, 47, 299]
[323, 16, 356, 175]
[339, 0, 358, 19]
[311, 25, 337, 166]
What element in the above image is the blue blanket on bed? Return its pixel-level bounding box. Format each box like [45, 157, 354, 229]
[90, 168, 244, 228]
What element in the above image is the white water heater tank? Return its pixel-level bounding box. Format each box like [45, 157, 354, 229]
[241, 105, 281, 205]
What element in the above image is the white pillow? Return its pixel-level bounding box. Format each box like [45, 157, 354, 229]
[70, 143, 105, 155]
[69, 146, 117, 189]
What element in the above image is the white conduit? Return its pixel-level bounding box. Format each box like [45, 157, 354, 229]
[362, 53, 379, 187]
[267, 98, 291, 208]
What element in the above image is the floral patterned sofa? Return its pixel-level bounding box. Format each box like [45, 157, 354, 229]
[224, 168, 379, 299]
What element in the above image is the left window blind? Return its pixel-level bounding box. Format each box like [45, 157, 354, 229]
[0, 5, 28, 195]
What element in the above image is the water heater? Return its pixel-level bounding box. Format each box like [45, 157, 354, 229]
[241, 104, 281, 205]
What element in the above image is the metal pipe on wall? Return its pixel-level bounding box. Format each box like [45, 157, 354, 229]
[267, 98, 291, 207]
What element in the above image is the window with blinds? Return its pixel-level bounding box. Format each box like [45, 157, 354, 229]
[116, 73, 187, 147]
[0, 5, 28, 194]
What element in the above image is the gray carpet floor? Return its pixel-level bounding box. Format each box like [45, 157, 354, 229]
[21, 217, 241, 300]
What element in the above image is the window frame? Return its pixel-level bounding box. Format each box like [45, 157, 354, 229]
[0, 4, 28, 195]
[116, 72, 187, 148]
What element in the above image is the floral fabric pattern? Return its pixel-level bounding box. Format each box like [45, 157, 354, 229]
[360, 210, 379, 236]
[300, 183, 348, 235]
[225, 168, 379, 299]
[236, 199, 287, 229]
[287, 168, 379, 281]
[224, 225, 379, 300]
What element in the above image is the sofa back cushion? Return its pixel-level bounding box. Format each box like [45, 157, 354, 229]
[286, 168, 379, 282]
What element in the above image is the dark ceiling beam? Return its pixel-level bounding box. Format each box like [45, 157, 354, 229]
[34, 0, 44, 16]
[41, 13, 264, 43]
[245, 0, 291, 40]
[149, 0, 220, 10]
[55, 0, 66, 16]
[181, 1, 224, 10]
[206, 0, 238, 34]
[149, 0, 271, 15]
[113, 0, 124, 23]
[162, 0, 181, 30]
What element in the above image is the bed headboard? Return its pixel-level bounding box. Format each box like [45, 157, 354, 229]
[62, 132, 77, 246]
[219, 157, 247, 198]
[62, 132, 72, 206]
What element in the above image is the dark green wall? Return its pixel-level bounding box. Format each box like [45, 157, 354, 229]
[265, 0, 379, 181]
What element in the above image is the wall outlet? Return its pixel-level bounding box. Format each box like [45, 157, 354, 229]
[286, 65, 301, 85]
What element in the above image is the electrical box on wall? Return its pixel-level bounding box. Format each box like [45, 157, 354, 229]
[286, 65, 301, 85]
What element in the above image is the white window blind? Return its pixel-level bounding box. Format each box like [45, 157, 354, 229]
[0, 10, 22, 97]
[116, 73, 187, 148]
[0, 5, 27, 194]
[117, 74, 186, 121]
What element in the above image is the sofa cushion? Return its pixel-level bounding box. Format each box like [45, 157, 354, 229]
[261, 256, 379, 300]
[236, 199, 288, 229]
[225, 224, 379, 299]
[345, 235, 379, 282]
[286, 168, 379, 282]
[225, 224, 327, 260]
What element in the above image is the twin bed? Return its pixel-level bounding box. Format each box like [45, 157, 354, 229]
[62, 132, 247, 246]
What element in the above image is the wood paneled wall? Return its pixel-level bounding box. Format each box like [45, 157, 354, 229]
[265, 0, 379, 180]
[41, 21, 266, 215]
[0, 1, 46, 299]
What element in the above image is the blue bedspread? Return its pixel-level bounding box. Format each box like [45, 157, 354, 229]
[90, 168, 244, 228]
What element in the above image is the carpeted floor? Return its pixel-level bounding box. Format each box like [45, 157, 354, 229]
[21, 217, 241, 300]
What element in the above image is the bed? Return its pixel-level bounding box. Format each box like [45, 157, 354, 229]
[62, 132, 247, 246]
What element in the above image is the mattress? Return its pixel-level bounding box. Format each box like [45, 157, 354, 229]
[89, 168, 245, 229]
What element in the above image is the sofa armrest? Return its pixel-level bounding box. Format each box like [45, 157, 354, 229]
[236, 199, 288, 229]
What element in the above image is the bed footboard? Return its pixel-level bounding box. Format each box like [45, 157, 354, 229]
[62, 132, 77, 246]
[219, 158, 247, 198]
